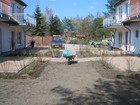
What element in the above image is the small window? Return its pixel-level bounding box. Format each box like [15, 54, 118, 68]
[17, 32, 22, 44]
[136, 30, 139, 38]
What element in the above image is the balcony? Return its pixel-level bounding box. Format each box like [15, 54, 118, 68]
[10, 13, 36, 27]
[0, 1, 36, 27]
[103, 15, 123, 28]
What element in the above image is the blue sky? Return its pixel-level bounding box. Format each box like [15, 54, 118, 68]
[23, 0, 108, 20]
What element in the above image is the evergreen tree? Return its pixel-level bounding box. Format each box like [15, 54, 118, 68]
[103, 0, 119, 16]
[62, 17, 74, 32]
[31, 4, 47, 45]
[49, 16, 63, 35]
[92, 18, 111, 41]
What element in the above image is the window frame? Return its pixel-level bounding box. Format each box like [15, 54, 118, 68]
[17, 32, 22, 45]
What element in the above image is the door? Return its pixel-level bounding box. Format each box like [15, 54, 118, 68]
[0, 28, 2, 54]
[11, 31, 15, 50]
[125, 32, 128, 51]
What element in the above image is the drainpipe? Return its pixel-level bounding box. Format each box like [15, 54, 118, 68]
[124, 25, 131, 53]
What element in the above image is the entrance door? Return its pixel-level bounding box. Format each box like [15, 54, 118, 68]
[125, 32, 128, 51]
[11, 31, 15, 50]
[0, 28, 2, 54]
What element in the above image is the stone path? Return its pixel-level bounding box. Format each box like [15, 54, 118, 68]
[0, 57, 34, 73]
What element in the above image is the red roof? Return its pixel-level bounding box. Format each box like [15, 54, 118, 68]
[76, 35, 86, 38]
[123, 17, 129, 22]
[64, 33, 72, 36]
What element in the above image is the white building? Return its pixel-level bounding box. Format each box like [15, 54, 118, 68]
[103, 0, 140, 55]
[0, 0, 36, 55]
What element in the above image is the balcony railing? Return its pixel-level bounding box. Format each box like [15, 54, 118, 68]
[11, 13, 36, 27]
[103, 15, 118, 27]
[0, 1, 36, 27]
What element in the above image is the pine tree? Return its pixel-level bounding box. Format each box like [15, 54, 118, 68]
[31, 4, 47, 45]
[103, 0, 119, 16]
[49, 16, 63, 35]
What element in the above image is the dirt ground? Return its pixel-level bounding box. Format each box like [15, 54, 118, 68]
[0, 62, 140, 105]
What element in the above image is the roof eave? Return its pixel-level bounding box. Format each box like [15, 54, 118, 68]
[15, 0, 27, 7]
[114, 0, 126, 7]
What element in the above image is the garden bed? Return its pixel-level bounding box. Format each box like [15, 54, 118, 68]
[0, 61, 48, 79]
[76, 47, 128, 58]
[91, 61, 139, 79]
[7, 47, 62, 58]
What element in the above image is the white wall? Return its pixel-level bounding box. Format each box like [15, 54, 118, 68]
[10, 0, 24, 13]
[114, 27, 129, 51]
[10, 0, 24, 23]
[0, 22, 25, 53]
[116, 0, 129, 23]
[10, 26, 25, 50]
[0, 22, 11, 52]
[114, 23, 140, 55]
[130, 23, 140, 54]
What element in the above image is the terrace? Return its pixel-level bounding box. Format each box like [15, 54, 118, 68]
[0, 1, 36, 27]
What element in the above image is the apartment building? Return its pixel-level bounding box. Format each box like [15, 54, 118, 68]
[0, 0, 36, 55]
[103, 0, 140, 55]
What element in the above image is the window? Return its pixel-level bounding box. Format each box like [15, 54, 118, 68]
[136, 30, 139, 38]
[11, 3, 15, 17]
[119, 32, 122, 44]
[125, 3, 129, 17]
[17, 32, 22, 44]
[119, 6, 123, 21]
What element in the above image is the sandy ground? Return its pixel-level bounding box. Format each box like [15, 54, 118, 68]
[0, 62, 140, 105]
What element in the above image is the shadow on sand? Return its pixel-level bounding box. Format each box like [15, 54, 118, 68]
[51, 74, 140, 105]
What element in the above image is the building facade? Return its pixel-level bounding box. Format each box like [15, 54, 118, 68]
[0, 0, 36, 55]
[103, 0, 140, 55]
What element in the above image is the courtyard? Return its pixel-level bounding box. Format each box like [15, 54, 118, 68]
[0, 44, 140, 105]
[0, 61, 140, 105]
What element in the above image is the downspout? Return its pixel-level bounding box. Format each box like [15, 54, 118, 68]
[124, 25, 131, 53]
